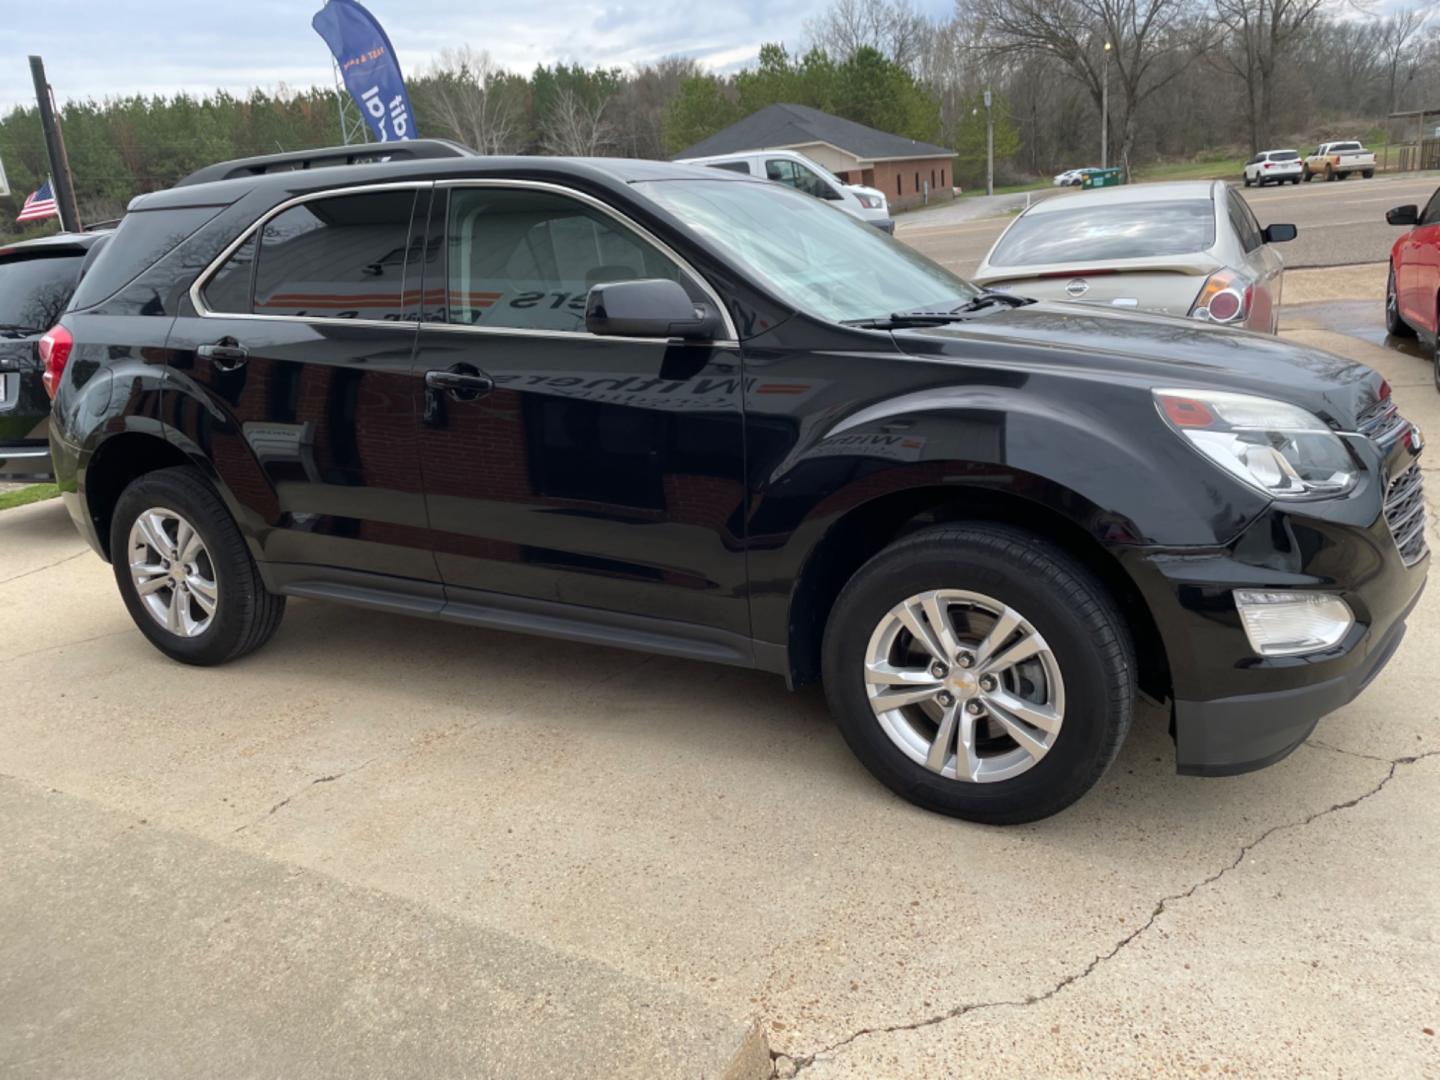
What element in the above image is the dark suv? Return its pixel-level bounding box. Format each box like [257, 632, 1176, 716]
[1, 231, 108, 480]
[47, 141, 1428, 823]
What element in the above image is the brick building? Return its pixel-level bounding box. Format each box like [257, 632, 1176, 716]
[673, 103, 957, 212]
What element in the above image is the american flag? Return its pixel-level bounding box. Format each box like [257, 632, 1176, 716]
[16, 180, 59, 224]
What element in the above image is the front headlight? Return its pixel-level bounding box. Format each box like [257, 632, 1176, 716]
[1154, 388, 1358, 499]
[856, 193, 885, 210]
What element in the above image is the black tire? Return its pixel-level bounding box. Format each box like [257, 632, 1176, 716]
[1386, 264, 1416, 338]
[1243, 175, 1252, 188]
[1292, 177, 1301, 184]
[1325, 165, 1336, 181]
[1362, 169, 1374, 179]
[110, 466, 285, 666]
[821, 524, 1135, 825]
[1302, 167, 1313, 182]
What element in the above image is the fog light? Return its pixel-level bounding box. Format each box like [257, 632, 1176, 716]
[1233, 590, 1354, 656]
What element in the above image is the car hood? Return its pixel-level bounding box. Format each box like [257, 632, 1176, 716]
[890, 301, 1384, 430]
[847, 183, 887, 201]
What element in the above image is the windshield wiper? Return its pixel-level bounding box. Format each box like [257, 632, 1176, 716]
[843, 291, 1034, 330]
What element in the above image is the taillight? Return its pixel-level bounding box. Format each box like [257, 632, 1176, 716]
[1263, 162, 1272, 169]
[38, 324, 73, 399]
[1189, 269, 1253, 325]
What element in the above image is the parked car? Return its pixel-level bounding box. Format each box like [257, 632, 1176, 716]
[675, 148, 894, 233]
[1303, 141, 1375, 182]
[1053, 167, 1095, 187]
[972, 180, 1297, 333]
[0, 230, 109, 482]
[1384, 184, 1440, 381]
[47, 142, 1424, 824]
[1243, 149, 1303, 186]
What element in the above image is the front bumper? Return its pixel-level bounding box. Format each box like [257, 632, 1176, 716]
[1126, 445, 1428, 777]
[872, 219, 896, 235]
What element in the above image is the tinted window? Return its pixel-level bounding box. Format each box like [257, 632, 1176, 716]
[202, 235, 256, 314]
[1226, 191, 1263, 252]
[70, 205, 223, 310]
[0, 253, 82, 332]
[1328, 142, 1362, 152]
[1421, 188, 1440, 227]
[636, 178, 980, 324]
[987, 200, 1218, 266]
[1270, 150, 1299, 161]
[251, 189, 417, 321]
[445, 187, 691, 332]
[766, 159, 830, 199]
[706, 161, 751, 174]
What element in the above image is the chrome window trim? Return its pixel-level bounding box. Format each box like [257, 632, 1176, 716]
[188, 176, 740, 346]
[188, 180, 433, 325]
[434, 177, 739, 343]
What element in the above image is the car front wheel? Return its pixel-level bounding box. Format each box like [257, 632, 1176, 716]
[822, 524, 1135, 825]
[110, 466, 285, 666]
[1386, 265, 1415, 338]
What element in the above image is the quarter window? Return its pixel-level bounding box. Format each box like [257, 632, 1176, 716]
[249, 189, 418, 321]
[202, 235, 255, 314]
[444, 187, 694, 332]
[1226, 190, 1264, 252]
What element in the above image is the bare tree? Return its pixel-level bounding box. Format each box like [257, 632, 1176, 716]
[612, 57, 701, 158]
[806, 0, 931, 68]
[1378, 7, 1429, 114]
[540, 87, 615, 155]
[419, 46, 523, 154]
[968, 0, 1214, 175]
[1213, 0, 1331, 151]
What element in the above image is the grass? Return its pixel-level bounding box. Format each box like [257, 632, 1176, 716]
[1132, 156, 1247, 182]
[959, 179, 1053, 198]
[0, 483, 60, 512]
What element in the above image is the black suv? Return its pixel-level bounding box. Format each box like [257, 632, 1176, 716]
[48, 141, 1427, 823]
[1, 231, 108, 480]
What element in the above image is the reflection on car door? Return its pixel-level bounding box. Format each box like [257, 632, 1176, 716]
[166, 185, 437, 583]
[410, 183, 751, 645]
[1400, 188, 1440, 334]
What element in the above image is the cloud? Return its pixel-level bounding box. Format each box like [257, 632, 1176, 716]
[1, 0, 836, 112]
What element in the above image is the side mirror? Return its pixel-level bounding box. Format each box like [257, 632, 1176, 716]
[1262, 223, 1297, 244]
[1387, 204, 1419, 226]
[585, 279, 721, 340]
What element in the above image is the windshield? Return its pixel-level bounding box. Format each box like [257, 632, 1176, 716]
[636, 179, 978, 323]
[987, 200, 1217, 266]
[0, 253, 82, 332]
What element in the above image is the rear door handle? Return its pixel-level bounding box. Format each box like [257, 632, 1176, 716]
[197, 340, 248, 372]
[425, 366, 494, 400]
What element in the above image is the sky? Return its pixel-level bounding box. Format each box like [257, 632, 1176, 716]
[2, 0, 954, 114]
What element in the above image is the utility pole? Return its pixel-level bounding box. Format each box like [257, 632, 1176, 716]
[28, 56, 81, 232]
[1101, 42, 1111, 170]
[984, 87, 994, 197]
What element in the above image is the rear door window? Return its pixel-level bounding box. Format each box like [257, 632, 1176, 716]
[986, 200, 1218, 266]
[0, 252, 83, 332]
[442, 186, 695, 332]
[249, 189, 418, 321]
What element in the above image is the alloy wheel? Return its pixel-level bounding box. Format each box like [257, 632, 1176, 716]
[863, 589, 1065, 784]
[128, 506, 219, 637]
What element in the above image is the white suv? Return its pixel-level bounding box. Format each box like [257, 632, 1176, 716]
[675, 149, 894, 233]
[1243, 150, 1302, 187]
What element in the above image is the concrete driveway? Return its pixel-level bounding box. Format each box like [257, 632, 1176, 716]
[2, 268, 1438, 1078]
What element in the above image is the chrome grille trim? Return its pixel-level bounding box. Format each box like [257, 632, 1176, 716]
[1357, 397, 1405, 445]
[1383, 462, 1428, 568]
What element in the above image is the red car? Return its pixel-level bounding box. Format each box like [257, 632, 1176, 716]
[1386, 186, 1440, 384]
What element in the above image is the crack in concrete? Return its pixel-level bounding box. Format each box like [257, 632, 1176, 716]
[782, 747, 1440, 1075]
[0, 550, 87, 587]
[232, 758, 377, 833]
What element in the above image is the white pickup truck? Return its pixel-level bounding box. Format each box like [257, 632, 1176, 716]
[1302, 141, 1376, 182]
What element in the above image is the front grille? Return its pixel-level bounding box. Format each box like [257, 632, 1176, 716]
[1357, 396, 1405, 445]
[1384, 462, 1428, 568]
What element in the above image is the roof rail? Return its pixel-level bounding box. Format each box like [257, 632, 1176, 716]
[174, 139, 477, 188]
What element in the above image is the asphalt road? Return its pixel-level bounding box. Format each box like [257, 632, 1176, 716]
[899, 171, 1440, 279]
[3, 268, 1439, 1078]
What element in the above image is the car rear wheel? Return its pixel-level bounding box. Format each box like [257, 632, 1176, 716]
[111, 466, 285, 666]
[821, 524, 1135, 825]
[1243, 174, 1252, 187]
[1325, 165, 1336, 181]
[1362, 169, 1374, 179]
[1302, 167, 1313, 182]
[1386, 265, 1416, 338]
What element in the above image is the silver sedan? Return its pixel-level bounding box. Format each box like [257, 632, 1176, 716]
[973, 181, 1297, 333]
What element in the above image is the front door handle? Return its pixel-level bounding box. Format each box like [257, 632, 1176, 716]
[198, 339, 248, 372]
[425, 365, 493, 401]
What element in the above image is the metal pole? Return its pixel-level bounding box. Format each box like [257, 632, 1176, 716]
[984, 88, 994, 197]
[334, 61, 350, 146]
[28, 56, 80, 232]
[1101, 44, 1110, 170]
